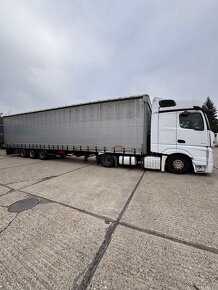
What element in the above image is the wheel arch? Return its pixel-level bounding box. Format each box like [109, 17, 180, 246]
[161, 149, 193, 159]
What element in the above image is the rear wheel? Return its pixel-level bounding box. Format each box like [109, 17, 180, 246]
[20, 149, 28, 158]
[29, 149, 37, 159]
[100, 154, 115, 168]
[38, 150, 48, 160]
[167, 154, 191, 174]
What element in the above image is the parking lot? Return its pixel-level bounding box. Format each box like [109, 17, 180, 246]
[0, 148, 217, 290]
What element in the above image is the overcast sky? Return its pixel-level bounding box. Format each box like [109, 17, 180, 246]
[0, 0, 218, 114]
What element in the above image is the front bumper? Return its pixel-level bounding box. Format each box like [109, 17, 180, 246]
[193, 148, 213, 173]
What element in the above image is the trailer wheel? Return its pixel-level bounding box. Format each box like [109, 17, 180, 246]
[100, 154, 115, 168]
[38, 150, 48, 160]
[20, 149, 28, 158]
[167, 154, 191, 174]
[29, 149, 37, 159]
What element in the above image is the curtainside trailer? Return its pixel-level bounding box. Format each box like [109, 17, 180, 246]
[3, 94, 215, 174]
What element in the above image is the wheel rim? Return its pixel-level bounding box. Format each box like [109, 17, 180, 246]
[30, 151, 34, 158]
[103, 156, 113, 165]
[173, 159, 184, 170]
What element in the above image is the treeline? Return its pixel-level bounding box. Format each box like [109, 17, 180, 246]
[204, 97, 218, 133]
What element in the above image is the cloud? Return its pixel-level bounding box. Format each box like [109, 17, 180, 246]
[0, 0, 218, 114]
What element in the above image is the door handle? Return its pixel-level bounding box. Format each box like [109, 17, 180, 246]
[177, 139, 186, 143]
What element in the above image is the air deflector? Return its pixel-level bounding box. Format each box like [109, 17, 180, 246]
[159, 100, 176, 108]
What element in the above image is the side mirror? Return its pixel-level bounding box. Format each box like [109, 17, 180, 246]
[202, 105, 212, 113]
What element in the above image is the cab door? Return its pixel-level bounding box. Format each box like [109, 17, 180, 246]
[176, 110, 208, 147]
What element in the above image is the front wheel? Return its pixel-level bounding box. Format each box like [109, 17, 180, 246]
[166, 154, 191, 174]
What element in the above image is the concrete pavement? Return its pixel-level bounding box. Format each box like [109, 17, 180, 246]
[0, 149, 217, 289]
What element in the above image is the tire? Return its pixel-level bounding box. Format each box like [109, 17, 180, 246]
[20, 149, 28, 158]
[29, 149, 37, 159]
[38, 150, 48, 160]
[167, 154, 191, 174]
[100, 154, 115, 168]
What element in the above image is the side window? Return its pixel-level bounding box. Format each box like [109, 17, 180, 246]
[179, 112, 204, 131]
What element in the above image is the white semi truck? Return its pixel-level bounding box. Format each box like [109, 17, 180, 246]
[3, 94, 214, 174]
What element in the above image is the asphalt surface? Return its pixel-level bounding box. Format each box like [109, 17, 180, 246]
[0, 149, 217, 290]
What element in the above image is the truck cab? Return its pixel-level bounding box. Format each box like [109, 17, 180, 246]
[151, 98, 214, 173]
